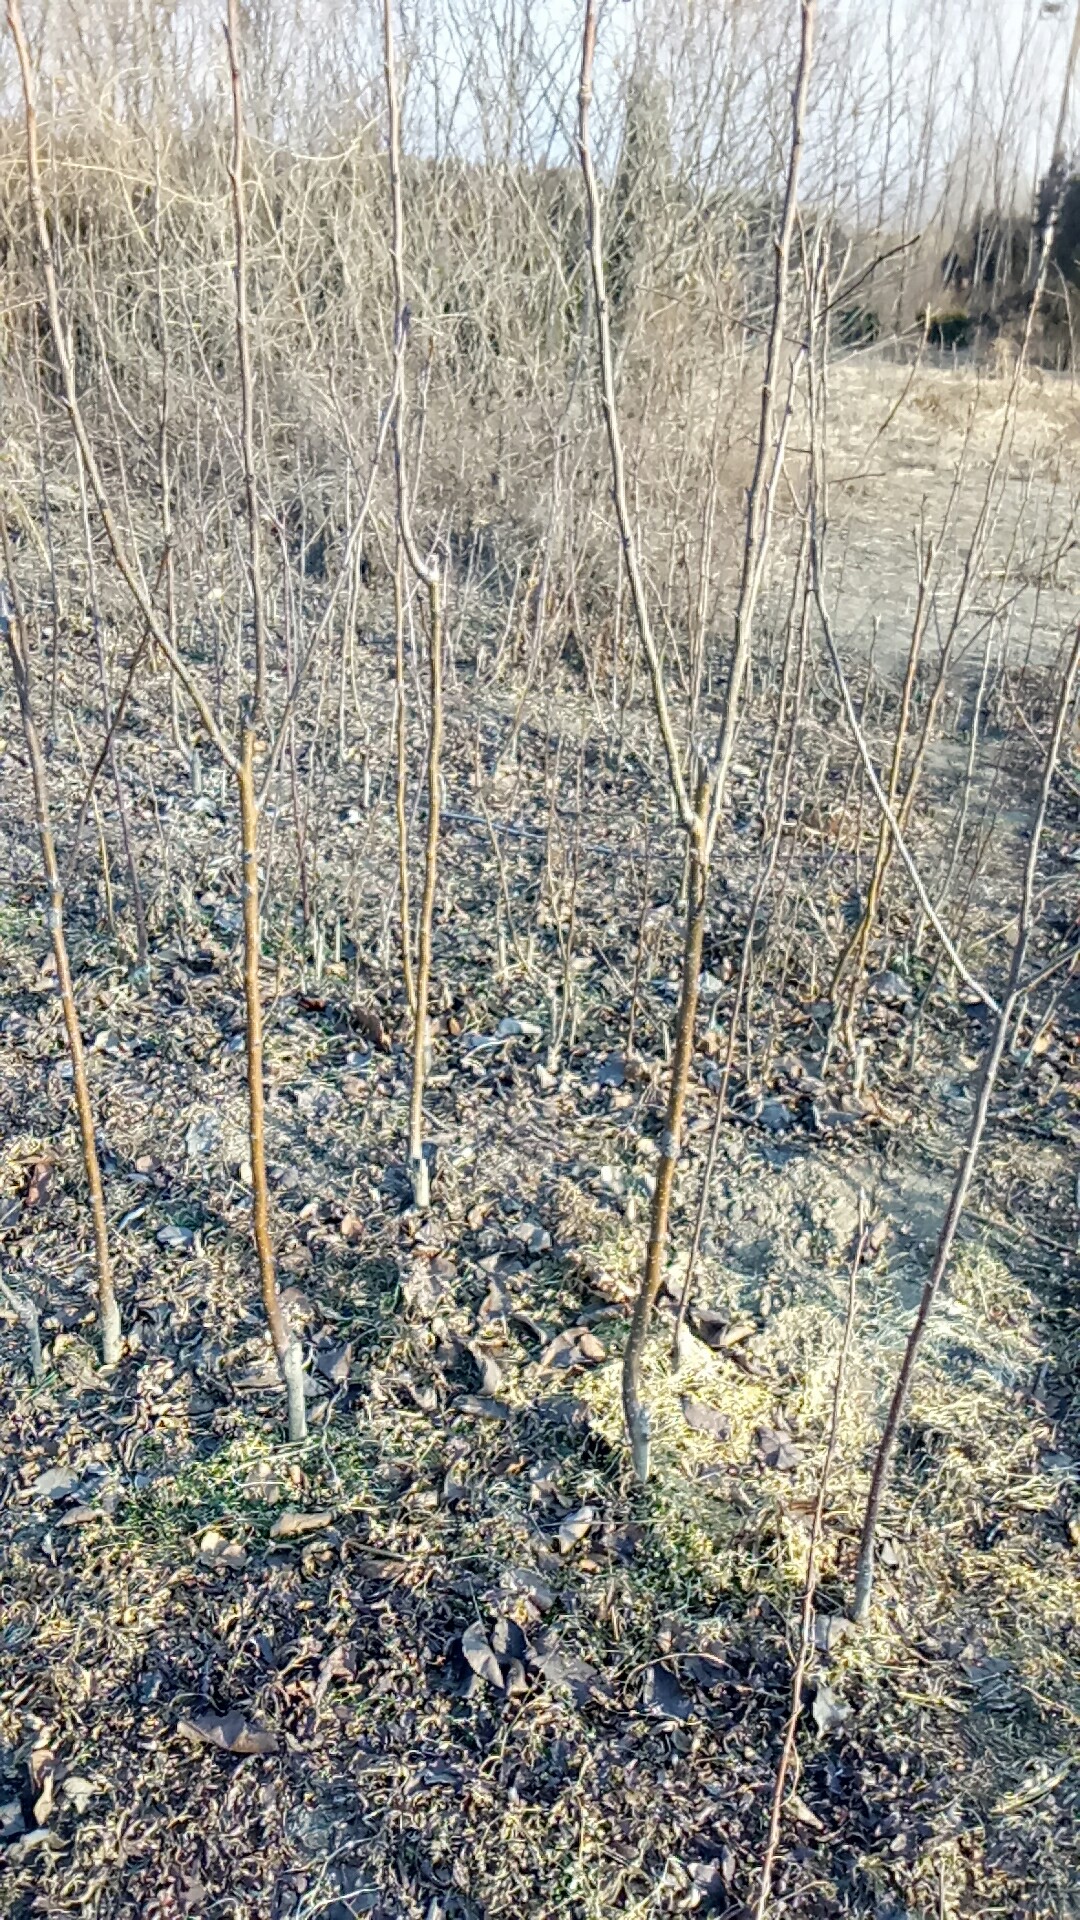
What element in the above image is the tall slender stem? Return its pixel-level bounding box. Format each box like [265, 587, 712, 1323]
[238, 736, 306, 1440]
[0, 536, 120, 1366]
[383, 0, 443, 1210]
[393, 537, 416, 1016]
[622, 779, 709, 1480]
[852, 626, 1080, 1621]
[226, 0, 305, 1438]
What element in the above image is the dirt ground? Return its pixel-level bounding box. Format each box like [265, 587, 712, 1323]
[823, 357, 1080, 675]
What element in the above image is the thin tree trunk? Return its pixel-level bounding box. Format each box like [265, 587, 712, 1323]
[623, 787, 709, 1480]
[227, 0, 306, 1438]
[831, 539, 933, 995]
[75, 453, 150, 981]
[407, 574, 443, 1210]
[754, 1210, 865, 1919]
[383, 0, 444, 1211]
[0, 542, 120, 1366]
[852, 625, 1080, 1621]
[673, 593, 809, 1361]
[579, 0, 816, 1478]
[237, 736, 306, 1439]
[393, 538, 416, 1015]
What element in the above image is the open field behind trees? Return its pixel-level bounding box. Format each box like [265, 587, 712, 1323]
[2, 2, 1080, 1916]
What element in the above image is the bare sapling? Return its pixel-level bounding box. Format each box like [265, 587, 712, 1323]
[392, 539, 417, 1016]
[225, 0, 306, 1439]
[6, 0, 308, 1438]
[672, 582, 810, 1363]
[804, 301, 1000, 1020]
[74, 452, 151, 984]
[383, 0, 444, 1211]
[852, 624, 1080, 1623]
[0, 536, 121, 1366]
[578, 0, 817, 1479]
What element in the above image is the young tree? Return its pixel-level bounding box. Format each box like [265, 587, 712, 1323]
[852, 625, 1080, 1622]
[6, 0, 308, 1439]
[577, 0, 817, 1479]
[383, 0, 445, 1213]
[0, 546, 121, 1366]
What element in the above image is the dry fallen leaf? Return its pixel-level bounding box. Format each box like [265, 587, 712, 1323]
[244, 1461, 289, 1502]
[490, 1616, 528, 1664]
[58, 1504, 103, 1529]
[811, 1679, 851, 1735]
[178, 1709, 278, 1755]
[60, 1776, 95, 1815]
[197, 1528, 248, 1572]
[313, 1643, 358, 1707]
[557, 1505, 595, 1552]
[492, 1567, 556, 1615]
[6, 1828, 53, 1865]
[680, 1395, 731, 1439]
[24, 1159, 53, 1209]
[478, 1274, 514, 1322]
[453, 1393, 511, 1421]
[513, 1220, 551, 1256]
[504, 1657, 528, 1696]
[27, 1465, 82, 1503]
[643, 1662, 693, 1721]
[466, 1340, 504, 1395]
[787, 1791, 825, 1831]
[757, 1426, 802, 1472]
[270, 1508, 332, 1540]
[0, 1798, 24, 1841]
[529, 1630, 611, 1707]
[690, 1309, 757, 1351]
[461, 1622, 504, 1690]
[351, 1004, 391, 1051]
[540, 1327, 605, 1372]
[28, 1745, 54, 1793]
[315, 1342, 353, 1387]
